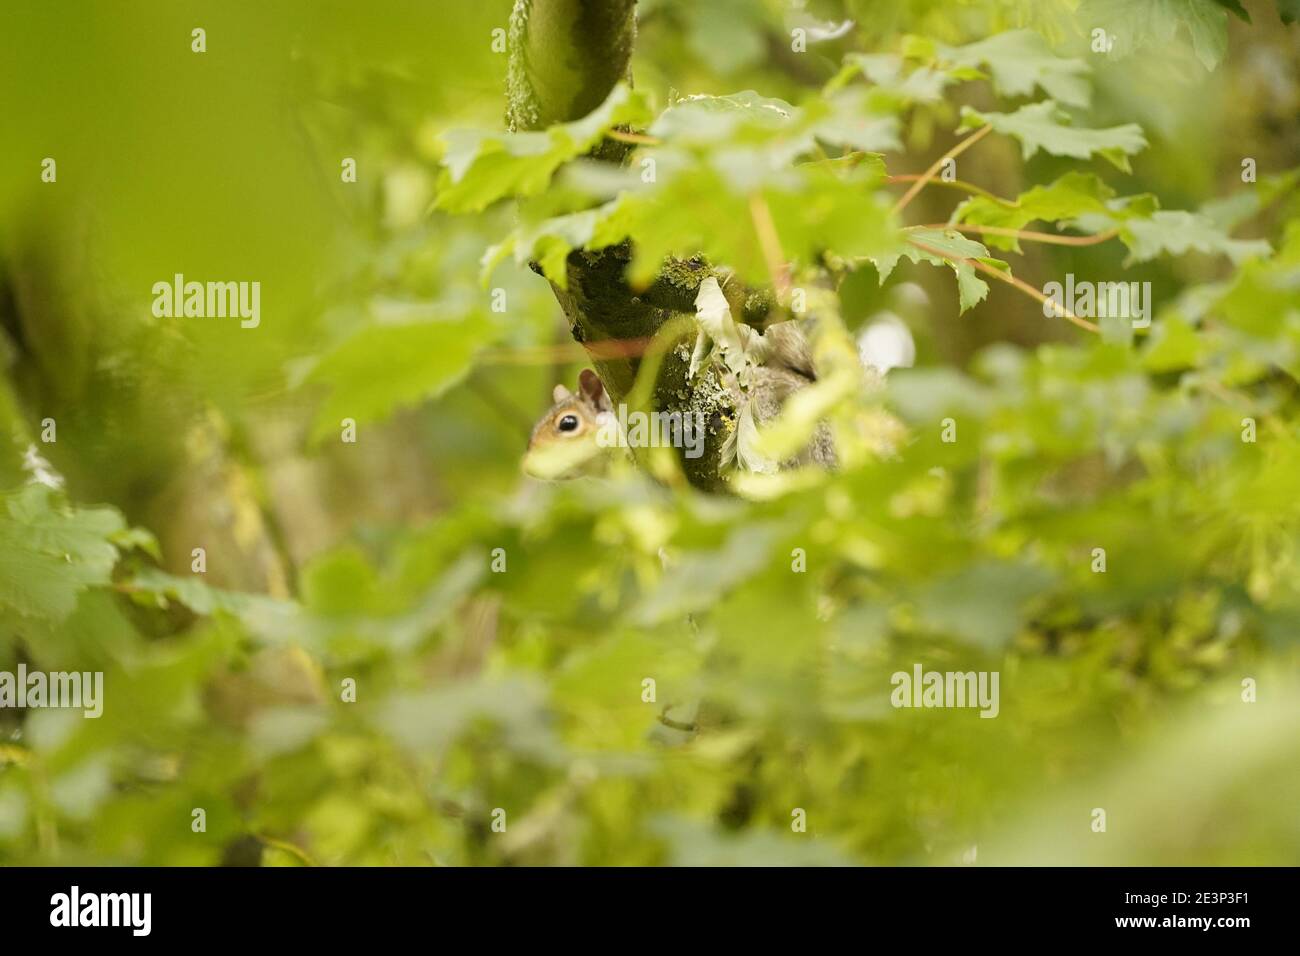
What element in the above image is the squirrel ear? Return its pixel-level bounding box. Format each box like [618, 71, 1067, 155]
[552, 384, 572, 404]
[577, 369, 609, 410]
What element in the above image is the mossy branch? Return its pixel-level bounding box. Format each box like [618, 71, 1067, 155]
[507, 0, 739, 490]
[506, 0, 638, 133]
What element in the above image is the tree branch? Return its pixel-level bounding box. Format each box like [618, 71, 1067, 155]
[507, 1, 741, 490]
[913, 223, 1122, 247]
[892, 125, 992, 214]
[506, 0, 638, 133]
[885, 174, 1005, 203]
[908, 238, 1100, 334]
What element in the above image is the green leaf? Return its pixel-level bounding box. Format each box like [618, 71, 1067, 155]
[1141, 314, 1206, 371]
[482, 208, 600, 290]
[960, 102, 1147, 172]
[488, 88, 903, 287]
[649, 91, 797, 143]
[1125, 212, 1273, 264]
[0, 486, 124, 623]
[929, 30, 1093, 107]
[684, 0, 766, 74]
[127, 567, 298, 636]
[1081, 0, 1230, 71]
[839, 53, 958, 105]
[1213, 253, 1300, 345]
[1071, 209, 1272, 265]
[509, 159, 898, 288]
[632, 524, 780, 626]
[306, 308, 492, 442]
[950, 172, 1124, 252]
[879, 229, 1007, 314]
[910, 561, 1056, 650]
[652, 816, 857, 866]
[1199, 170, 1300, 231]
[434, 84, 653, 213]
[887, 367, 992, 422]
[808, 89, 904, 154]
[651, 89, 900, 156]
[378, 676, 563, 761]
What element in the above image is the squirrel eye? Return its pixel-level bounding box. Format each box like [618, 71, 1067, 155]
[557, 414, 580, 433]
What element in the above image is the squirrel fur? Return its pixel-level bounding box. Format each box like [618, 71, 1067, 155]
[524, 320, 839, 481]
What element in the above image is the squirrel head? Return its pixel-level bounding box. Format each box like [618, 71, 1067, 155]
[523, 369, 614, 480]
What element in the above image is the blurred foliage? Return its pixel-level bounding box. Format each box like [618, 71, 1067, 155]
[0, 0, 1298, 866]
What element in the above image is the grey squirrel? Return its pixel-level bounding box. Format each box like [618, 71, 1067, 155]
[522, 275, 927, 482]
[523, 369, 617, 480]
[523, 322, 837, 480]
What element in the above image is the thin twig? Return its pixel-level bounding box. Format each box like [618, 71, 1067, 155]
[257, 833, 318, 867]
[908, 238, 1100, 334]
[1198, 378, 1290, 438]
[606, 129, 661, 146]
[886, 174, 1005, 203]
[1201, 378, 1248, 407]
[915, 224, 1122, 247]
[892, 125, 992, 214]
[479, 337, 656, 365]
[748, 193, 791, 302]
[658, 711, 697, 732]
[467, 374, 536, 435]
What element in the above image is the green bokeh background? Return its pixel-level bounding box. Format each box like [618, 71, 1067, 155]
[0, 0, 1297, 865]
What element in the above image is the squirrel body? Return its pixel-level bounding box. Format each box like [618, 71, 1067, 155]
[741, 361, 838, 471]
[524, 320, 839, 481]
